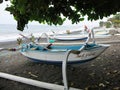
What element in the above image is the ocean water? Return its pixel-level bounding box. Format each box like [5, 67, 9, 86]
[0, 24, 84, 42]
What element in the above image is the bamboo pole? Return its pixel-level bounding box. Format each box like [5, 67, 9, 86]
[0, 72, 80, 90]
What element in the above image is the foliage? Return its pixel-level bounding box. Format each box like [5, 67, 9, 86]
[0, 0, 3, 3]
[99, 21, 105, 27]
[105, 21, 112, 28]
[108, 13, 120, 28]
[2, 0, 120, 31]
[99, 13, 120, 28]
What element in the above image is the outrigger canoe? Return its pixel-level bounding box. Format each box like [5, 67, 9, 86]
[20, 31, 109, 65]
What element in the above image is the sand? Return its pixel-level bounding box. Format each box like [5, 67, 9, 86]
[0, 35, 120, 90]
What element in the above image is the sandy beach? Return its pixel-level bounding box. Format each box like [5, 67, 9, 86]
[0, 35, 120, 90]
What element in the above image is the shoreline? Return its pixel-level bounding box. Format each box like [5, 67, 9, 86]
[0, 35, 120, 90]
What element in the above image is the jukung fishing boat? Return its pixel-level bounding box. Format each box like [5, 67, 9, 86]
[21, 42, 109, 64]
[50, 26, 88, 41]
[20, 29, 109, 65]
[51, 33, 88, 41]
[50, 26, 111, 41]
[93, 28, 111, 38]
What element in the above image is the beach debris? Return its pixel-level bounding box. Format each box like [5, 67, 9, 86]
[108, 70, 118, 75]
[103, 67, 107, 70]
[70, 82, 74, 86]
[106, 72, 111, 75]
[117, 71, 120, 74]
[113, 49, 117, 52]
[99, 83, 106, 87]
[116, 55, 119, 58]
[0, 48, 17, 52]
[8, 48, 17, 51]
[106, 70, 118, 76]
[97, 57, 101, 60]
[89, 72, 95, 77]
[105, 81, 110, 85]
[113, 87, 120, 90]
[85, 85, 98, 90]
[113, 70, 118, 73]
[28, 72, 38, 78]
[90, 63, 95, 66]
[17, 37, 22, 45]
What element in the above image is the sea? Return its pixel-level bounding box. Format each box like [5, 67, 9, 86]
[0, 24, 85, 42]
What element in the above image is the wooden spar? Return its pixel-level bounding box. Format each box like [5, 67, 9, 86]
[36, 40, 120, 46]
[19, 33, 30, 40]
[62, 50, 86, 90]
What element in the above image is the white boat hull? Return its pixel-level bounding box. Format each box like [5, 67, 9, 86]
[21, 44, 109, 64]
[52, 34, 88, 41]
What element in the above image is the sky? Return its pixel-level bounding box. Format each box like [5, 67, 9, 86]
[0, 1, 17, 24]
[0, 1, 109, 28]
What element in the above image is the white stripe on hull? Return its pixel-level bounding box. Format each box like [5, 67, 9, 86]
[54, 36, 87, 40]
